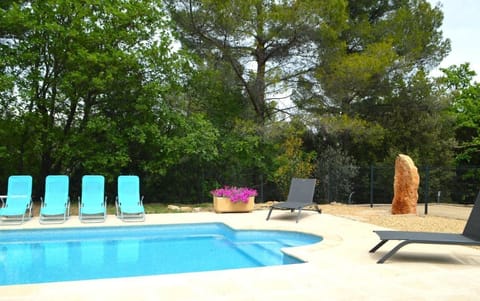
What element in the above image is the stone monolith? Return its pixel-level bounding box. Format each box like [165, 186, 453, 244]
[391, 154, 419, 214]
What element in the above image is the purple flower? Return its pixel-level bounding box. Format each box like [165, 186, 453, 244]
[210, 186, 258, 203]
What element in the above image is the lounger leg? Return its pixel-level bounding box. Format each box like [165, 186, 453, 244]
[376, 241, 412, 264]
[266, 207, 274, 221]
[369, 240, 388, 253]
[295, 208, 302, 223]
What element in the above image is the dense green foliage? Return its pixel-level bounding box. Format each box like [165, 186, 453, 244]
[1, 0, 479, 204]
[0, 0, 218, 199]
[439, 64, 480, 165]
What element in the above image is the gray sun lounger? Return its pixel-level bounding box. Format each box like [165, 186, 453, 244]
[370, 191, 480, 264]
[266, 178, 319, 223]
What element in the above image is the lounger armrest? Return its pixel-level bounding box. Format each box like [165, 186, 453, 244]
[140, 195, 144, 205]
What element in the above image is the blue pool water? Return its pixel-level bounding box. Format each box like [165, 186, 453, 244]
[0, 223, 322, 285]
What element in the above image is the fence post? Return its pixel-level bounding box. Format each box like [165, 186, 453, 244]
[201, 165, 205, 203]
[370, 165, 374, 208]
[424, 166, 430, 215]
[327, 164, 332, 203]
[260, 174, 264, 202]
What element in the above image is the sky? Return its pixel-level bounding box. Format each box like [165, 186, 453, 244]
[428, 0, 480, 81]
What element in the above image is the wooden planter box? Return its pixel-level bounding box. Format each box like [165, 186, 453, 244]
[213, 196, 255, 213]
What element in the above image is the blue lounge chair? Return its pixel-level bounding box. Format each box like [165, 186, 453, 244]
[0, 175, 33, 225]
[78, 175, 106, 223]
[39, 175, 70, 224]
[115, 175, 145, 222]
[266, 178, 319, 223]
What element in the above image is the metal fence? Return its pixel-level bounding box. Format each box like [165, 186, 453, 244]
[320, 165, 480, 206]
[225, 165, 480, 206]
[142, 164, 480, 206]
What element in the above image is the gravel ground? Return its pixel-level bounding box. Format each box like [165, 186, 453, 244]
[319, 203, 468, 233]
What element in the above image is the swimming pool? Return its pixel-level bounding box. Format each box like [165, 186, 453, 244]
[0, 223, 322, 285]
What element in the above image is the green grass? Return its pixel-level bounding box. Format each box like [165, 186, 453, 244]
[33, 202, 213, 216]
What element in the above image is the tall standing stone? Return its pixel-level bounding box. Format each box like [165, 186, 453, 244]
[392, 154, 419, 215]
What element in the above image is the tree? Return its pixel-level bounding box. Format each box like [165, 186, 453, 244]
[165, 0, 348, 123]
[295, 0, 453, 166]
[373, 71, 456, 167]
[302, 0, 450, 113]
[439, 63, 480, 165]
[0, 0, 221, 200]
[271, 134, 316, 198]
[0, 0, 171, 175]
[316, 146, 358, 203]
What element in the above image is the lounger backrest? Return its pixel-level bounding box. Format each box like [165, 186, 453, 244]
[463, 190, 480, 241]
[44, 175, 69, 205]
[118, 175, 140, 204]
[81, 175, 105, 206]
[286, 178, 316, 204]
[6, 175, 32, 208]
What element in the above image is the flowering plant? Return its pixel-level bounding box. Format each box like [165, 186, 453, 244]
[210, 186, 258, 203]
